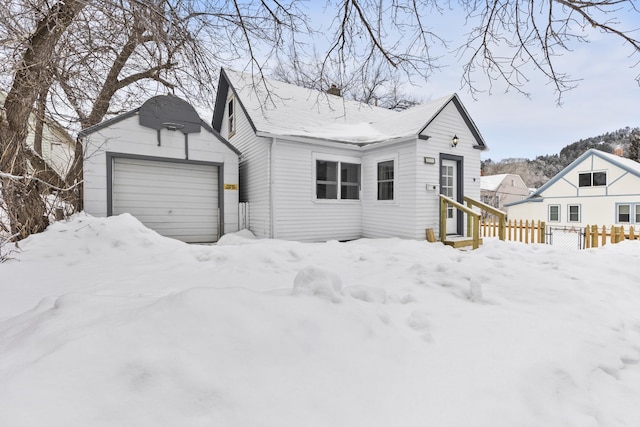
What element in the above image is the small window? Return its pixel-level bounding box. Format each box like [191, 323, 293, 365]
[593, 172, 607, 186]
[568, 205, 580, 222]
[578, 173, 591, 187]
[377, 160, 394, 201]
[316, 160, 360, 200]
[548, 205, 560, 222]
[618, 204, 631, 223]
[578, 171, 606, 187]
[228, 98, 236, 136]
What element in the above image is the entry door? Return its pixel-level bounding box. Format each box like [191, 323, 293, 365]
[441, 159, 458, 234]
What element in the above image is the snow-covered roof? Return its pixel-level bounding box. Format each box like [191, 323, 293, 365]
[215, 69, 484, 146]
[480, 174, 509, 191]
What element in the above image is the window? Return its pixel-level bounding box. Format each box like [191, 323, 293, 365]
[227, 98, 236, 136]
[316, 160, 360, 200]
[548, 205, 560, 222]
[617, 204, 631, 223]
[340, 162, 360, 200]
[593, 172, 607, 186]
[578, 171, 606, 187]
[377, 160, 394, 200]
[636, 204, 640, 223]
[568, 204, 580, 222]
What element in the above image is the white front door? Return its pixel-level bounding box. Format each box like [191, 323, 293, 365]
[441, 159, 457, 234]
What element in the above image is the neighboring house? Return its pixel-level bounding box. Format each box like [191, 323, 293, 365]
[480, 174, 531, 215]
[1, 91, 75, 176]
[80, 94, 241, 243]
[211, 69, 488, 242]
[507, 149, 640, 228]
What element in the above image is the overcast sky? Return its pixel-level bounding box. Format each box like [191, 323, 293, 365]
[410, 8, 640, 162]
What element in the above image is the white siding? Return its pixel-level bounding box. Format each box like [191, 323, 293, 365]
[272, 139, 362, 242]
[83, 113, 239, 238]
[222, 94, 272, 238]
[361, 141, 418, 239]
[416, 102, 483, 239]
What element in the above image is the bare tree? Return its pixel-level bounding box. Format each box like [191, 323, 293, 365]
[272, 56, 422, 110]
[0, 0, 638, 240]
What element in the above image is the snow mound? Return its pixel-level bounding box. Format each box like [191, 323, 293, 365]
[216, 228, 257, 246]
[293, 266, 343, 302]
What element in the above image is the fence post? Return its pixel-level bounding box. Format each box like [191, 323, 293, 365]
[439, 197, 447, 242]
[631, 226, 636, 241]
[540, 222, 546, 244]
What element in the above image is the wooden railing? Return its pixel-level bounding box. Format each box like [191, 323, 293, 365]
[439, 195, 481, 249]
[463, 196, 506, 241]
[584, 225, 639, 248]
[481, 218, 546, 244]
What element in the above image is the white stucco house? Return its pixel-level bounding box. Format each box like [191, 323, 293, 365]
[506, 149, 640, 228]
[480, 173, 531, 215]
[80, 95, 240, 243]
[211, 69, 488, 242]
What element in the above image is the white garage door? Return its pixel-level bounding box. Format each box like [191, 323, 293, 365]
[112, 157, 219, 243]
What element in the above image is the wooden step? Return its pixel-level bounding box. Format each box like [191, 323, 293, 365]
[442, 235, 483, 249]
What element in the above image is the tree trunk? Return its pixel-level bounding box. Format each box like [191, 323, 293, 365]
[0, 0, 86, 241]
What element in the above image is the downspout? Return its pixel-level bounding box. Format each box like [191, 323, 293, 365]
[269, 137, 277, 239]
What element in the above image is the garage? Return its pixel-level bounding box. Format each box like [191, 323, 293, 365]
[110, 156, 220, 243]
[81, 94, 240, 243]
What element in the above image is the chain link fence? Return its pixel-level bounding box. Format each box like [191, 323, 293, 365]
[546, 226, 586, 250]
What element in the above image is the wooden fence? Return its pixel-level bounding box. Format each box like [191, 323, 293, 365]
[481, 219, 640, 248]
[584, 225, 639, 248]
[481, 219, 546, 244]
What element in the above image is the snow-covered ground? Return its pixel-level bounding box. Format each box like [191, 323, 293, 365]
[1, 213, 640, 426]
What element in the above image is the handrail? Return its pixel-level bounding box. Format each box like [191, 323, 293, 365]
[463, 196, 506, 241]
[439, 195, 481, 249]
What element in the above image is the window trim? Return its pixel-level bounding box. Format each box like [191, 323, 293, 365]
[548, 204, 560, 222]
[312, 153, 361, 202]
[376, 159, 395, 201]
[227, 97, 236, 138]
[578, 171, 607, 187]
[616, 203, 631, 223]
[567, 204, 581, 223]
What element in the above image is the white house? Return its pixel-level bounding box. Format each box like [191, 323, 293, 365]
[80, 95, 241, 243]
[1, 91, 75, 176]
[506, 149, 640, 228]
[211, 69, 488, 242]
[480, 173, 531, 215]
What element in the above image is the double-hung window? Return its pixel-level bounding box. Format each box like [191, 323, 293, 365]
[548, 204, 560, 222]
[316, 160, 360, 200]
[568, 204, 581, 222]
[617, 204, 631, 223]
[377, 160, 394, 200]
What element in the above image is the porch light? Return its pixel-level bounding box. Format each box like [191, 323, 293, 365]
[451, 135, 459, 147]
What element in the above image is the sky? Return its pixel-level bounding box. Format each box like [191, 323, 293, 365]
[294, 3, 640, 162]
[411, 8, 640, 162]
[1, 213, 640, 426]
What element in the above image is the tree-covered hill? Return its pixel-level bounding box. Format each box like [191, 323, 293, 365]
[482, 127, 640, 189]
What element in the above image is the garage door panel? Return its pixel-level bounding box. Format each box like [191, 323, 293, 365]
[112, 157, 219, 243]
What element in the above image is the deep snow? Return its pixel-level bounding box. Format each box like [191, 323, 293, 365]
[1, 213, 639, 426]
